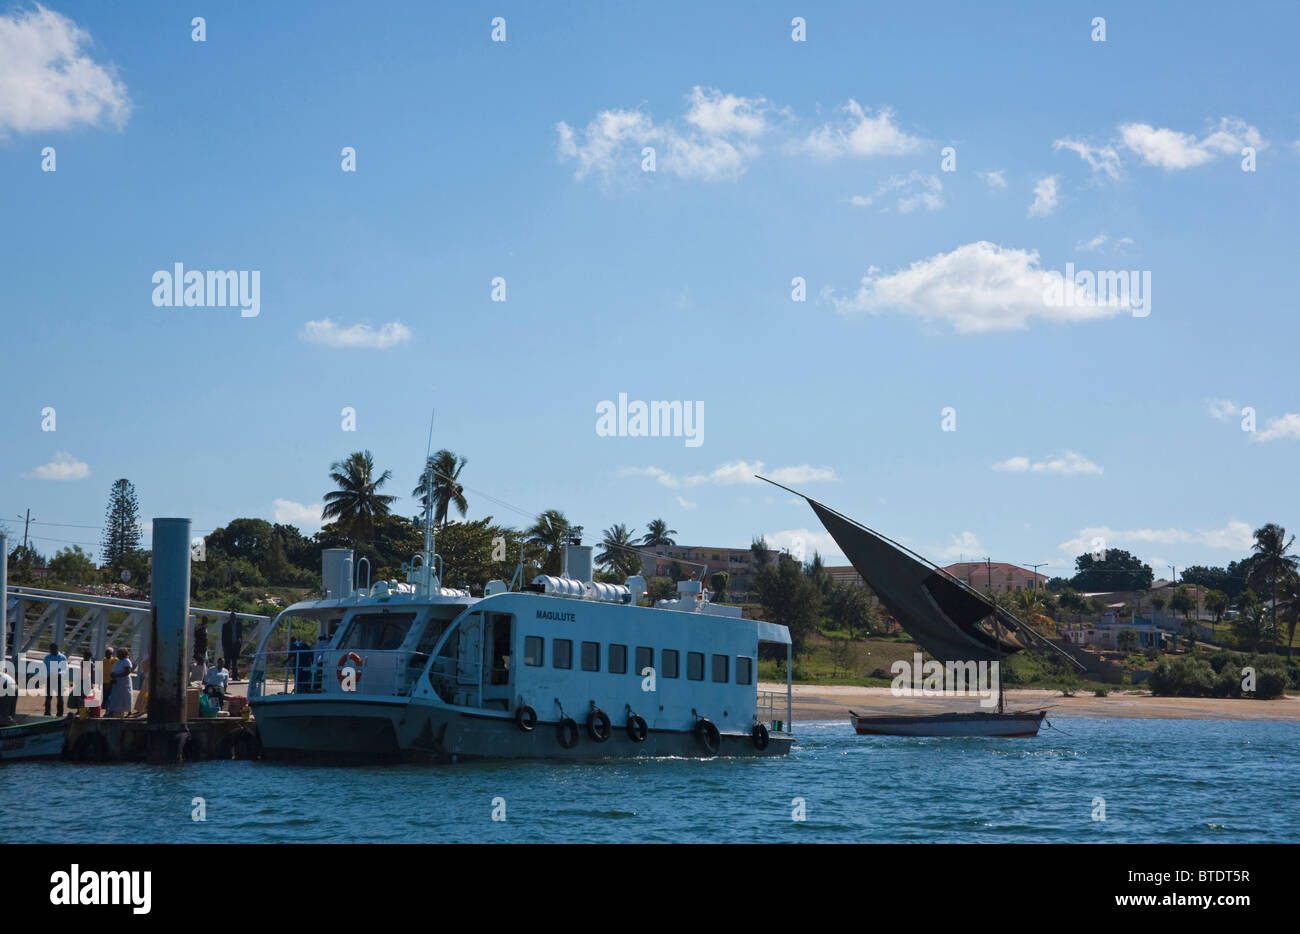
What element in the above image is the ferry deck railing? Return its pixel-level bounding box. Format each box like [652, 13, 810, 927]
[757, 689, 793, 734]
[248, 649, 430, 700]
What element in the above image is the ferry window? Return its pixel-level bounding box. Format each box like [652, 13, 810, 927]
[662, 650, 679, 679]
[553, 639, 572, 670]
[687, 652, 704, 681]
[339, 613, 416, 652]
[608, 644, 627, 674]
[711, 654, 729, 683]
[736, 656, 753, 685]
[635, 646, 653, 675]
[581, 641, 600, 672]
[524, 636, 544, 667]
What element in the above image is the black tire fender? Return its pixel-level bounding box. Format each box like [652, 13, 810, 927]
[626, 714, 648, 743]
[586, 707, 611, 742]
[695, 718, 720, 756]
[556, 716, 579, 749]
[751, 721, 770, 751]
[515, 704, 537, 732]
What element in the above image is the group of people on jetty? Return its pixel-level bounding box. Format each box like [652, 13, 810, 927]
[36, 610, 246, 718]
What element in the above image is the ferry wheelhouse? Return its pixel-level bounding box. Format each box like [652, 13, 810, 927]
[249, 513, 793, 762]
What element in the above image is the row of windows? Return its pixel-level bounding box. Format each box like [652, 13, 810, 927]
[522, 637, 753, 685]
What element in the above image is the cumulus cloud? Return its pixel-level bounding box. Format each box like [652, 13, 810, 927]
[675, 496, 697, 510]
[0, 4, 130, 136]
[1053, 138, 1123, 179]
[993, 451, 1102, 475]
[933, 531, 983, 562]
[1028, 175, 1058, 216]
[1076, 233, 1108, 251]
[1119, 117, 1263, 170]
[556, 86, 772, 183]
[30, 451, 89, 480]
[272, 498, 323, 529]
[823, 240, 1131, 333]
[1253, 413, 1300, 442]
[619, 461, 835, 489]
[299, 319, 411, 349]
[977, 170, 1007, 189]
[1204, 398, 1241, 420]
[800, 100, 922, 159]
[1058, 521, 1255, 556]
[850, 171, 944, 213]
[762, 528, 845, 563]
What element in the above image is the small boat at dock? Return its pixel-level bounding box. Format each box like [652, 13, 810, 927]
[0, 714, 66, 761]
[849, 709, 1046, 738]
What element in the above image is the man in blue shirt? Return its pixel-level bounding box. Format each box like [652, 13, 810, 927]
[43, 643, 68, 716]
[289, 637, 313, 693]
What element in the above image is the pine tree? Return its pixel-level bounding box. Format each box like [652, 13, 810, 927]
[101, 479, 141, 569]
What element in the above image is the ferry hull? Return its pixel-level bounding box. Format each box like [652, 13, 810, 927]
[253, 697, 791, 762]
[849, 710, 1045, 738]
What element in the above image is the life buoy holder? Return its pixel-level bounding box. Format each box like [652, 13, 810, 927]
[626, 714, 648, 743]
[695, 718, 720, 756]
[515, 704, 537, 732]
[586, 707, 611, 742]
[336, 652, 364, 687]
[751, 722, 770, 751]
[556, 716, 579, 749]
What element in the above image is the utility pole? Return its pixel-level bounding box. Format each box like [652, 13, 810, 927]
[1027, 562, 1049, 591]
[18, 510, 32, 551]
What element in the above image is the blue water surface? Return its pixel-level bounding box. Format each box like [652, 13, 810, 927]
[4, 718, 1297, 843]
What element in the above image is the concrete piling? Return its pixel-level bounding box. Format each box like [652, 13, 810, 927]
[146, 518, 192, 762]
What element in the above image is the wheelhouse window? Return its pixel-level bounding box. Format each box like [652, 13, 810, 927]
[635, 646, 653, 676]
[662, 649, 679, 679]
[339, 613, 416, 652]
[711, 654, 729, 683]
[736, 656, 753, 685]
[687, 651, 704, 681]
[553, 639, 572, 669]
[524, 636, 544, 667]
[608, 644, 627, 674]
[581, 641, 600, 672]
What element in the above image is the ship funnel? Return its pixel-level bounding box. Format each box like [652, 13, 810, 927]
[562, 544, 593, 583]
[322, 549, 354, 599]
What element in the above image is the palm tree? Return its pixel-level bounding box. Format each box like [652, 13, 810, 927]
[526, 509, 569, 576]
[641, 519, 677, 548]
[596, 523, 641, 578]
[412, 449, 468, 526]
[1245, 523, 1298, 654]
[322, 450, 397, 542]
[1281, 577, 1300, 659]
[1204, 589, 1229, 640]
[1012, 588, 1048, 623]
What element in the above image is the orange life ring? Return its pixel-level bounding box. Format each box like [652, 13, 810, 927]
[336, 652, 364, 686]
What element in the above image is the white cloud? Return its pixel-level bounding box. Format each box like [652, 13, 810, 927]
[993, 451, 1102, 475]
[977, 169, 1007, 189]
[933, 531, 983, 562]
[684, 86, 771, 137]
[619, 461, 835, 490]
[824, 240, 1130, 333]
[299, 319, 411, 349]
[1053, 138, 1123, 179]
[1028, 175, 1058, 217]
[1076, 233, 1108, 251]
[675, 496, 697, 510]
[801, 100, 922, 159]
[1204, 397, 1240, 420]
[1253, 413, 1300, 442]
[30, 451, 88, 480]
[850, 171, 944, 213]
[272, 498, 322, 529]
[1058, 521, 1254, 556]
[1119, 117, 1263, 170]
[762, 528, 845, 563]
[0, 4, 130, 136]
[557, 86, 771, 183]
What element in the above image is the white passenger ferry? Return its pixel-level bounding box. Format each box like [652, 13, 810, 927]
[248, 509, 793, 762]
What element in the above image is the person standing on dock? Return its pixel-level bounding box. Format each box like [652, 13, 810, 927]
[43, 643, 68, 717]
[107, 647, 134, 716]
[222, 612, 243, 680]
[194, 616, 209, 666]
[100, 647, 116, 707]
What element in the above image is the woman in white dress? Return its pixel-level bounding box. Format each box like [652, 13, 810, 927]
[107, 648, 134, 715]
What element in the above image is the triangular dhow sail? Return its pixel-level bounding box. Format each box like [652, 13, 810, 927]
[758, 478, 1082, 669]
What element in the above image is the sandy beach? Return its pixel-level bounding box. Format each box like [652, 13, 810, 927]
[758, 683, 1300, 722]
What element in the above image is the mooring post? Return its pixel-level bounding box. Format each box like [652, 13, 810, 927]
[146, 519, 191, 760]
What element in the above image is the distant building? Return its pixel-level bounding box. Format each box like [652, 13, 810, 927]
[639, 545, 767, 593]
[942, 562, 1048, 593]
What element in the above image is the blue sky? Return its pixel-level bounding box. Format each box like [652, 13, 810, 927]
[2, 1, 1297, 581]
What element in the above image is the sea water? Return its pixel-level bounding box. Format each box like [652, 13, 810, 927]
[5, 718, 1297, 843]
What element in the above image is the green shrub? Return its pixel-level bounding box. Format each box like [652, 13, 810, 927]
[1149, 656, 1217, 696]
